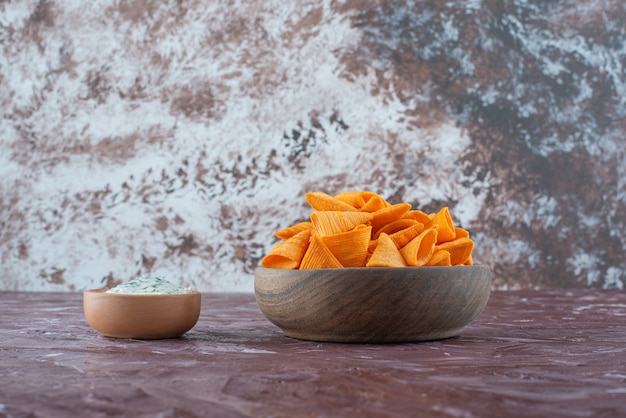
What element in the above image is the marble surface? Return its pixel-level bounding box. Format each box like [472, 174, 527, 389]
[1, 1, 625, 292]
[2, 290, 626, 417]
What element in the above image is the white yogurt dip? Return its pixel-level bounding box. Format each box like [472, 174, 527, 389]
[106, 275, 194, 295]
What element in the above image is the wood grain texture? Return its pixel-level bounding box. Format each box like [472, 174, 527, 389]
[254, 265, 491, 343]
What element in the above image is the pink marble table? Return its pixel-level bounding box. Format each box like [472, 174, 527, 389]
[1, 290, 625, 417]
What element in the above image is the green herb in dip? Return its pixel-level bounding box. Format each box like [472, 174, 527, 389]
[106, 275, 194, 295]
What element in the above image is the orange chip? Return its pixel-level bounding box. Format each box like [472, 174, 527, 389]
[274, 221, 313, 240]
[435, 237, 474, 265]
[402, 210, 433, 225]
[399, 228, 438, 267]
[321, 225, 372, 267]
[261, 229, 312, 269]
[454, 227, 469, 239]
[305, 191, 358, 211]
[368, 237, 378, 253]
[370, 203, 412, 232]
[373, 219, 422, 240]
[427, 207, 456, 244]
[359, 194, 390, 212]
[310, 211, 374, 236]
[300, 233, 343, 269]
[366, 233, 407, 267]
[387, 222, 425, 249]
[334, 190, 379, 209]
[425, 250, 452, 266]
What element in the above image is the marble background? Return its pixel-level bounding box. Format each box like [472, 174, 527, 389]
[1, 0, 625, 292]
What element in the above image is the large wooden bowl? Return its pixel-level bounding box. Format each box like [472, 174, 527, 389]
[254, 265, 491, 343]
[83, 289, 201, 339]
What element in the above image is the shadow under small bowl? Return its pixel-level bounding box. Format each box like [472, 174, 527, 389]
[83, 289, 201, 339]
[254, 265, 491, 343]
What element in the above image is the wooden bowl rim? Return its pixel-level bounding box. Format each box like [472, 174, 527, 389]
[256, 264, 489, 271]
[255, 264, 490, 277]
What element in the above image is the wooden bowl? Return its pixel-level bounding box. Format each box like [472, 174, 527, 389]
[254, 265, 491, 343]
[83, 289, 201, 339]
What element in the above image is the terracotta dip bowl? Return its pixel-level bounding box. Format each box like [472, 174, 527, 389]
[83, 289, 201, 339]
[254, 265, 491, 343]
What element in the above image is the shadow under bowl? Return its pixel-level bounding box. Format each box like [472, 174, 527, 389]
[254, 265, 491, 343]
[83, 289, 201, 339]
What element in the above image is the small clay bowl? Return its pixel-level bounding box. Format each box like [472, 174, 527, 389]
[254, 265, 491, 343]
[83, 289, 201, 339]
